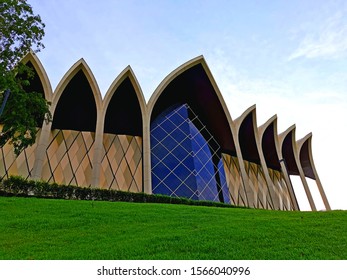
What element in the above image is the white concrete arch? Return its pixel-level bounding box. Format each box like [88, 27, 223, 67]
[279, 125, 316, 211]
[297, 134, 331, 210]
[52, 58, 103, 115]
[21, 51, 53, 103]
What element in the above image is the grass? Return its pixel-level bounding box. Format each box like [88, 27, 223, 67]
[0, 196, 346, 260]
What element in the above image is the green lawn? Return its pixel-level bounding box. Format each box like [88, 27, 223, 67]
[0, 196, 346, 260]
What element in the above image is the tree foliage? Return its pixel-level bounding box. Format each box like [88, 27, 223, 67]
[0, 0, 51, 156]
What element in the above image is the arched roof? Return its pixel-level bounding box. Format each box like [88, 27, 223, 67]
[279, 125, 300, 176]
[20, 51, 52, 102]
[297, 133, 316, 180]
[51, 59, 102, 132]
[147, 55, 236, 155]
[103, 66, 146, 136]
[258, 115, 281, 170]
[235, 105, 261, 164]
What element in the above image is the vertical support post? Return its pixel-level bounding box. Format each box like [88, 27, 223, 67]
[279, 158, 300, 210]
[91, 108, 105, 188]
[142, 110, 152, 194]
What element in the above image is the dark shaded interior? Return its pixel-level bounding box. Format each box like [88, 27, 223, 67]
[261, 122, 281, 170]
[52, 70, 97, 132]
[9, 61, 46, 127]
[238, 112, 261, 164]
[22, 62, 45, 99]
[151, 64, 236, 155]
[281, 131, 300, 175]
[104, 77, 142, 136]
[299, 139, 316, 179]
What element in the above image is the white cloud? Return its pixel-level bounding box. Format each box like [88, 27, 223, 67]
[289, 12, 347, 60]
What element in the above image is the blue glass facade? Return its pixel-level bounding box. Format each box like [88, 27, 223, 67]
[151, 104, 230, 203]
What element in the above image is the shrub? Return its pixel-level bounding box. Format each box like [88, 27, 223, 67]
[0, 175, 236, 209]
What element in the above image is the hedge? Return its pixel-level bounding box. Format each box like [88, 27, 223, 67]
[0, 176, 237, 209]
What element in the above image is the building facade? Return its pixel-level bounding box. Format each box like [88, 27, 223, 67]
[0, 52, 331, 211]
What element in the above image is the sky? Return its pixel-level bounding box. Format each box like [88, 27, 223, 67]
[27, 0, 347, 210]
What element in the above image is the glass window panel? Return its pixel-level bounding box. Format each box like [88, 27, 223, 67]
[151, 103, 227, 204]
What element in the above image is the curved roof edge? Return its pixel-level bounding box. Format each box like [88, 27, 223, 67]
[258, 115, 282, 170]
[297, 132, 312, 150]
[234, 104, 256, 128]
[103, 65, 147, 117]
[278, 124, 301, 175]
[147, 55, 233, 123]
[297, 133, 316, 179]
[234, 105, 262, 164]
[147, 55, 204, 113]
[258, 114, 277, 136]
[278, 124, 296, 147]
[147, 55, 236, 153]
[297, 133, 331, 210]
[53, 58, 103, 113]
[20, 51, 53, 102]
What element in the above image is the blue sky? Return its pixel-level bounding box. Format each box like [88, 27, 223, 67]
[27, 0, 347, 210]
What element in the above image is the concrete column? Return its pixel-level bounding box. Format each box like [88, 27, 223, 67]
[297, 134, 331, 211]
[314, 173, 331, 210]
[279, 160, 300, 211]
[255, 124, 279, 210]
[142, 110, 152, 194]
[32, 116, 53, 180]
[232, 126, 251, 208]
[91, 108, 105, 188]
[298, 168, 317, 211]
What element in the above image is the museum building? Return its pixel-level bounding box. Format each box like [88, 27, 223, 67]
[0, 52, 331, 211]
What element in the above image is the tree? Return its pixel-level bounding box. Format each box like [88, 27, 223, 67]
[0, 0, 51, 156]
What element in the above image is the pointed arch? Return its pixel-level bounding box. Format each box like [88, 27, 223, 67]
[235, 105, 260, 164]
[148, 55, 236, 154]
[52, 59, 102, 132]
[258, 115, 281, 170]
[39, 59, 102, 187]
[279, 125, 316, 210]
[258, 116, 296, 210]
[21, 51, 53, 102]
[103, 66, 146, 136]
[297, 133, 315, 179]
[148, 56, 236, 203]
[278, 125, 300, 176]
[297, 134, 331, 210]
[0, 52, 53, 181]
[96, 66, 147, 192]
[233, 105, 275, 209]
